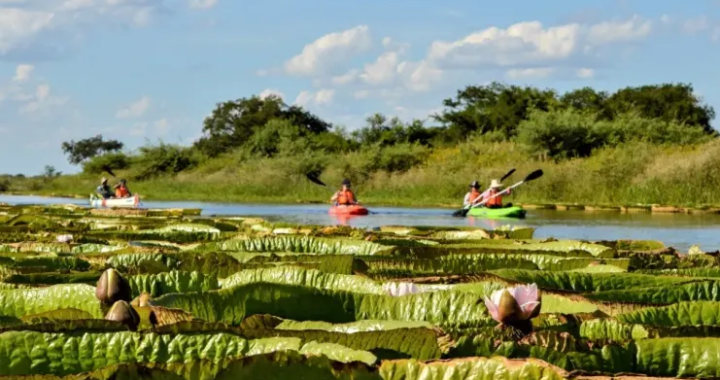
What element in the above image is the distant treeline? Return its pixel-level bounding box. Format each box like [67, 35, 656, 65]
[55, 82, 714, 181]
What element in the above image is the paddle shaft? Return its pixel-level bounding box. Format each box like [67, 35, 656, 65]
[462, 169, 515, 210]
[468, 180, 524, 208]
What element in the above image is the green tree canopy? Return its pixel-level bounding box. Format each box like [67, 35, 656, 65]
[61, 135, 124, 165]
[193, 95, 332, 157]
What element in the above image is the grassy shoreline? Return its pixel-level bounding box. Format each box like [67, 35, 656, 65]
[8, 140, 720, 212]
[7, 190, 720, 214]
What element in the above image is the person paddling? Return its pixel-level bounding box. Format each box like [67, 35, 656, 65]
[114, 179, 132, 198]
[463, 181, 482, 206]
[480, 179, 512, 209]
[96, 177, 114, 199]
[331, 179, 358, 206]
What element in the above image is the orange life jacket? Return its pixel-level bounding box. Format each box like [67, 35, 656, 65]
[485, 188, 509, 207]
[115, 186, 130, 198]
[336, 189, 356, 205]
[468, 189, 481, 203]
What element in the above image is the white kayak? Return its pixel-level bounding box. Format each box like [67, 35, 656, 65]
[89, 194, 140, 208]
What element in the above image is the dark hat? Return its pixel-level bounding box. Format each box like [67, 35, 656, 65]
[469, 181, 480, 189]
[341, 178, 351, 186]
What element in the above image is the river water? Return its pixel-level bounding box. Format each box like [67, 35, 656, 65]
[1, 195, 719, 253]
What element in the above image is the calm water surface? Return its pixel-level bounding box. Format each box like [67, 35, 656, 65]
[1, 195, 719, 252]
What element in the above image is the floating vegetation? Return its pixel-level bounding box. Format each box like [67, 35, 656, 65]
[0, 203, 715, 379]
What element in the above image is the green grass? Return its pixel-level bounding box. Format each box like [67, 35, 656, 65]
[8, 139, 720, 208]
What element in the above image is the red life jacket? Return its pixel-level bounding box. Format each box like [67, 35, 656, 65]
[468, 189, 481, 203]
[115, 186, 130, 198]
[336, 190, 356, 205]
[485, 188, 508, 207]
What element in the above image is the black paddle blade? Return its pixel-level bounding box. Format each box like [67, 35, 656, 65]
[101, 165, 116, 177]
[500, 168, 516, 182]
[452, 208, 470, 217]
[305, 171, 327, 186]
[524, 169, 544, 182]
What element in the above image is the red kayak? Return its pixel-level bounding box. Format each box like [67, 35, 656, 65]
[328, 205, 369, 215]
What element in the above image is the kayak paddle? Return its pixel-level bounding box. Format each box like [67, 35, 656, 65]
[451, 168, 516, 217]
[305, 172, 372, 212]
[305, 171, 327, 187]
[452, 169, 543, 217]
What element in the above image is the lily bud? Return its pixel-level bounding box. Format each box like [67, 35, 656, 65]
[96, 268, 132, 306]
[105, 300, 140, 330]
[484, 283, 541, 325]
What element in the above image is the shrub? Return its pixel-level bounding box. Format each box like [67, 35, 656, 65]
[0, 178, 10, 192]
[132, 143, 198, 180]
[517, 109, 605, 159]
[599, 111, 710, 146]
[376, 143, 430, 173]
[82, 153, 131, 175]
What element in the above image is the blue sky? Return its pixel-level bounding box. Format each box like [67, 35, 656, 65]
[0, 0, 719, 175]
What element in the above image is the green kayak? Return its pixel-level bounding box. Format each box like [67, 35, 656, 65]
[467, 206, 527, 218]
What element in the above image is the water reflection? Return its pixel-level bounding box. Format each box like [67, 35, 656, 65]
[1, 194, 719, 252]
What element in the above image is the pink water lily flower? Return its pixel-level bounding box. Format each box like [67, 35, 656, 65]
[382, 282, 421, 297]
[484, 283, 541, 324]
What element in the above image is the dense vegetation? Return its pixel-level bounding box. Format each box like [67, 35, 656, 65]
[0, 205, 719, 379]
[4, 82, 719, 206]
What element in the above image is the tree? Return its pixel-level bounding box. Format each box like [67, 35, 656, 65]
[434, 82, 560, 141]
[559, 87, 612, 118]
[61, 135, 124, 165]
[350, 114, 441, 147]
[193, 95, 332, 157]
[42, 165, 61, 178]
[603, 83, 716, 135]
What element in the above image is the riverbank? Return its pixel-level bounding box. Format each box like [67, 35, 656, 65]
[5, 190, 720, 216]
[8, 140, 720, 209]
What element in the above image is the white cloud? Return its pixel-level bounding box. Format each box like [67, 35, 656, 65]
[428, 21, 581, 68]
[0, 8, 55, 54]
[332, 69, 358, 85]
[284, 25, 372, 76]
[188, 0, 217, 9]
[586, 16, 652, 45]
[13, 64, 34, 82]
[36, 84, 50, 100]
[116, 96, 150, 119]
[314, 89, 334, 105]
[427, 16, 653, 71]
[259, 88, 284, 100]
[359, 51, 401, 85]
[506, 67, 554, 80]
[403, 61, 442, 91]
[18, 84, 68, 115]
[576, 68, 595, 78]
[681, 16, 710, 34]
[294, 89, 335, 106]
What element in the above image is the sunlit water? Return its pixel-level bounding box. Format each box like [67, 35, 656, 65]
[1, 195, 719, 252]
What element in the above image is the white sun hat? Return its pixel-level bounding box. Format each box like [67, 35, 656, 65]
[490, 179, 503, 188]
